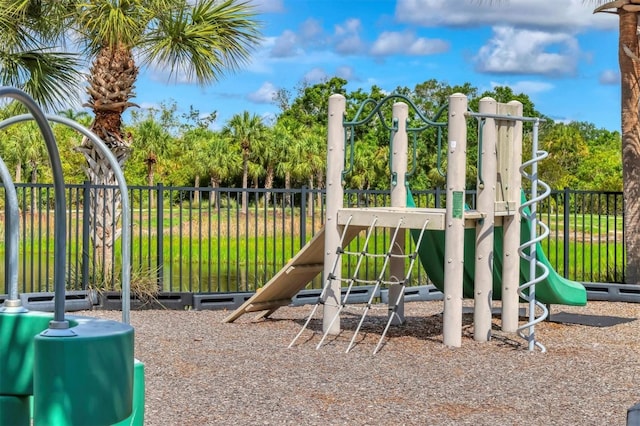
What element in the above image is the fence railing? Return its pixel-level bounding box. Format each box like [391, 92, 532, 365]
[0, 183, 626, 295]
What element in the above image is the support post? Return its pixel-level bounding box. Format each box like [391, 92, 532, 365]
[500, 101, 524, 332]
[323, 94, 346, 335]
[443, 93, 468, 347]
[474, 97, 497, 342]
[389, 102, 408, 325]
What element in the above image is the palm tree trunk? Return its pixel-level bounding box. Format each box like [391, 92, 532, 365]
[619, 9, 640, 283]
[147, 163, 155, 209]
[76, 142, 129, 287]
[14, 161, 21, 183]
[264, 166, 274, 208]
[193, 174, 201, 205]
[210, 177, 221, 208]
[285, 171, 291, 207]
[80, 45, 137, 287]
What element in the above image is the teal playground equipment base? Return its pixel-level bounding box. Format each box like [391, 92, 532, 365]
[33, 317, 134, 426]
[0, 87, 144, 425]
[0, 395, 30, 425]
[0, 311, 145, 426]
[0, 311, 53, 395]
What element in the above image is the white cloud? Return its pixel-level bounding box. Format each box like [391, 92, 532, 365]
[246, 82, 278, 104]
[250, 0, 285, 13]
[395, 0, 616, 31]
[599, 69, 620, 85]
[335, 35, 365, 55]
[475, 27, 579, 76]
[271, 30, 299, 58]
[336, 66, 356, 80]
[333, 19, 365, 55]
[303, 67, 328, 83]
[299, 18, 323, 43]
[371, 31, 449, 56]
[490, 80, 554, 94]
[138, 101, 161, 111]
[335, 18, 362, 36]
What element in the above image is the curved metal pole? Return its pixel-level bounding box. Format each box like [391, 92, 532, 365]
[0, 114, 132, 325]
[0, 155, 22, 312]
[0, 88, 68, 329]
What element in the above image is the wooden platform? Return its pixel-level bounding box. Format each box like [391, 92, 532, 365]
[223, 205, 515, 323]
[337, 207, 484, 229]
[223, 226, 363, 323]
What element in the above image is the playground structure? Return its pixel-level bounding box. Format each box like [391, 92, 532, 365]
[0, 87, 144, 425]
[225, 92, 587, 352]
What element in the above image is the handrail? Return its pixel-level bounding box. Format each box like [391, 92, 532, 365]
[0, 87, 69, 331]
[0, 114, 133, 325]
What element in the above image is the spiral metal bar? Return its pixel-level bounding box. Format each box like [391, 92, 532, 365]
[517, 119, 550, 352]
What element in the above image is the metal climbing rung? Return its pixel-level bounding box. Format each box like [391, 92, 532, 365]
[373, 218, 430, 354]
[288, 216, 355, 348]
[316, 217, 380, 349]
[345, 218, 406, 353]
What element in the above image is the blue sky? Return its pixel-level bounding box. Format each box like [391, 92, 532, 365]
[132, 0, 621, 131]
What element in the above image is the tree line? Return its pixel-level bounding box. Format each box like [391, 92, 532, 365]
[0, 77, 622, 205]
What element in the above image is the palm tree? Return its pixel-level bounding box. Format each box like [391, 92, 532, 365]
[0, 1, 84, 111]
[5, 0, 261, 281]
[57, 109, 92, 127]
[180, 128, 211, 205]
[296, 126, 326, 214]
[264, 119, 298, 208]
[591, 1, 640, 283]
[223, 111, 265, 213]
[205, 132, 241, 208]
[130, 113, 173, 206]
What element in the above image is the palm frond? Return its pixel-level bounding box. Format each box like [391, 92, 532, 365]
[141, 0, 262, 84]
[74, 0, 149, 54]
[0, 49, 84, 112]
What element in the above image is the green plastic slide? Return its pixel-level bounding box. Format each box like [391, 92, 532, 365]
[408, 191, 587, 306]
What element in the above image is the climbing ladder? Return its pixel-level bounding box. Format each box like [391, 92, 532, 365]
[289, 215, 430, 354]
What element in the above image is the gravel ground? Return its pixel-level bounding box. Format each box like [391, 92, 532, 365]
[84, 300, 640, 426]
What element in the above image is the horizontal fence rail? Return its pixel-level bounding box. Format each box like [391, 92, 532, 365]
[0, 183, 627, 300]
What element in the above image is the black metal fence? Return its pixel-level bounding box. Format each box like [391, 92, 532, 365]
[0, 183, 625, 295]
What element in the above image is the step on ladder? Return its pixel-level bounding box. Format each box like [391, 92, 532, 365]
[289, 215, 430, 354]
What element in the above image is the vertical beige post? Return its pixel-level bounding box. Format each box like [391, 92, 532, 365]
[474, 97, 497, 342]
[443, 93, 468, 347]
[323, 94, 346, 335]
[499, 101, 524, 332]
[389, 102, 408, 325]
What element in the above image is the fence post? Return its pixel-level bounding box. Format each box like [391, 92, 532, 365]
[81, 180, 91, 290]
[157, 183, 164, 291]
[563, 187, 570, 278]
[300, 186, 307, 249]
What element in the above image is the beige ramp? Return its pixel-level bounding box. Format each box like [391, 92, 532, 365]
[223, 225, 362, 323]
